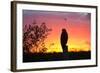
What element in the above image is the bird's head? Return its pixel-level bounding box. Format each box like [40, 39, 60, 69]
[62, 28, 66, 32]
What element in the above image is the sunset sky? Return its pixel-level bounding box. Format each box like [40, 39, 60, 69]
[23, 10, 91, 53]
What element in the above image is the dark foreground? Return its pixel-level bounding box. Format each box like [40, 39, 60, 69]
[23, 51, 91, 62]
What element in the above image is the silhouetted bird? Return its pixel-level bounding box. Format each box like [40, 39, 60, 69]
[60, 29, 68, 53]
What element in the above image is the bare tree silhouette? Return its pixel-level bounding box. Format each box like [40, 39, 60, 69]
[23, 21, 52, 53]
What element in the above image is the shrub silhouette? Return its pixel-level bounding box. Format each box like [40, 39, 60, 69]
[23, 21, 52, 53]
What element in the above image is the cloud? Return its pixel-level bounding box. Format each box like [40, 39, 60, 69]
[84, 41, 90, 46]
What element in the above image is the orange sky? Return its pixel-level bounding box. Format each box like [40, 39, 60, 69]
[23, 10, 91, 53]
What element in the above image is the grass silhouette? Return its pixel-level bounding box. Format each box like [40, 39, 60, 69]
[23, 51, 91, 62]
